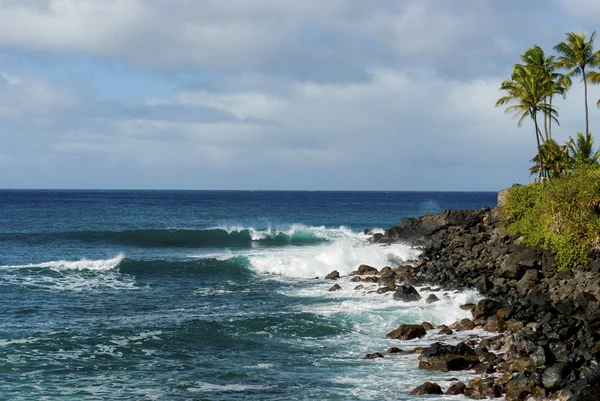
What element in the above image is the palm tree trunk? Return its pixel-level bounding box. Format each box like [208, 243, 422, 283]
[584, 66, 590, 135]
[534, 114, 544, 181]
[549, 96, 553, 139]
[544, 96, 549, 140]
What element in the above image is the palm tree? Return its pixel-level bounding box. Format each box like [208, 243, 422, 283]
[530, 139, 570, 179]
[520, 46, 570, 140]
[568, 131, 600, 165]
[497, 64, 559, 179]
[554, 31, 600, 135]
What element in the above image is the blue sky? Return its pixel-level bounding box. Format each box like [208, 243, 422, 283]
[1, 0, 599, 190]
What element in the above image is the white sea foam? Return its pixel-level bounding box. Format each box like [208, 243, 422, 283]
[187, 382, 271, 392]
[0, 254, 136, 291]
[247, 241, 419, 278]
[2, 254, 124, 271]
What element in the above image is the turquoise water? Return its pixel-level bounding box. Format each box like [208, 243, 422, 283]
[0, 190, 495, 400]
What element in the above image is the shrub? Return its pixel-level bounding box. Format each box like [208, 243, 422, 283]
[502, 166, 600, 271]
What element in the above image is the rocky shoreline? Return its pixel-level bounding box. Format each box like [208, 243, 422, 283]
[327, 207, 600, 400]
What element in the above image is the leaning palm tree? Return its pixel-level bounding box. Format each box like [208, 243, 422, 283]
[568, 131, 600, 165]
[497, 64, 559, 179]
[520, 46, 571, 139]
[554, 31, 600, 135]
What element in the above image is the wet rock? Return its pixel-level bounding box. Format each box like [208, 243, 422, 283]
[350, 276, 362, 282]
[363, 352, 384, 359]
[392, 285, 421, 302]
[378, 276, 396, 289]
[353, 285, 364, 291]
[457, 318, 475, 331]
[386, 324, 427, 340]
[328, 284, 342, 292]
[426, 294, 439, 304]
[408, 382, 443, 396]
[460, 303, 477, 312]
[419, 342, 478, 372]
[386, 347, 403, 354]
[421, 322, 434, 331]
[445, 381, 466, 395]
[438, 326, 453, 335]
[356, 264, 379, 275]
[376, 286, 394, 294]
[473, 299, 503, 320]
[325, 270, 340, 280]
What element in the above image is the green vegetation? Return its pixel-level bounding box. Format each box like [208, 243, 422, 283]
[497, 32, 600, 271]
[503, 166, 600, 271]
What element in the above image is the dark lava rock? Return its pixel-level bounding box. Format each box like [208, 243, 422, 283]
[445, 381, 466, 395]
[328, 284, 342, 292]
[419, 342, 478, 372]
[458, 318, 475, 331]
[473, 299, 503, 320]
[376, 286, 394, 294]
[421, 322, 434, 331]
[356, 264, 379, 275]
[438, 326, 453, 335]
[353, 285, 364, 291]
[426, 294, 439, 304]
[378, 276, 396, 289]
[408, 382, 443, 396]
[542, 363, 570, 391]
[392, 285, 421, 302]
[505, 372, 540, 401]
[386, 324, 427, 340]
[363, 352, 384, 359]
[325, 270, 340, 280]
[460, 303, 477, 312]
[387, 347, 404, 354]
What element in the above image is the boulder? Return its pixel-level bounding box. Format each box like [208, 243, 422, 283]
[386, 324, 427, 340]
[353, 285, 364, 291]
[421, 322, 434, 331]
[378, 276, 396, 289]
[408, 382, 443, 396]
[426, 294, 439, 304]
[392, 285, 421, 302]
[505, 372, 540, 401]
[542, 363, 570, 391]
[419, 342, 478, 372]
[386, 347, 403, 354]
[363, 352, 384, 359]
[516, 269, 539, 295]
[328, 284, 342, 292]
[325, 270, 340, 280]
[457, 318, 475, 331]
[356, 264, 379, 275]
[445, 381, 466, 395]
[376, 286, 394, 294]
[473, 299, 503, 320]
[438, 326, 453, 335]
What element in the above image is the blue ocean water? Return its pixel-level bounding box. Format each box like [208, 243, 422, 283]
[0, 190, 496, 400]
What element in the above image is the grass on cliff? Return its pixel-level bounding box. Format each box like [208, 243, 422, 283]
[502, 165, 600, 271]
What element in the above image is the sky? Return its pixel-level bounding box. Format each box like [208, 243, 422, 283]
[1, 0, 600, 190]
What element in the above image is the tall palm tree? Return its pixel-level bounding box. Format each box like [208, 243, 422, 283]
[554, 31, 600, 135]
[520, 46, 570, 140]
[496, 64, 559, 179]
[568, 131, 600, 165]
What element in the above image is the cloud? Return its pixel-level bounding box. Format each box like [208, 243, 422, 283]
[1, 1, 600, 189]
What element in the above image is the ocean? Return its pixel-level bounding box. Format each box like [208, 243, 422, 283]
[0, 190, 497, 400]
